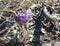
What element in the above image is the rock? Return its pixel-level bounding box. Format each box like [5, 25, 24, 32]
[41, 28, 46, 33]
[54, 41, 60, 46]
[42, 42, 52, 46]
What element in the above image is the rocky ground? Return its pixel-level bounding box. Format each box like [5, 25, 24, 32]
[0, 0, 60, 46]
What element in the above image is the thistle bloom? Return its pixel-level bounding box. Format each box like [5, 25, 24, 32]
[14, 11, 30, 22]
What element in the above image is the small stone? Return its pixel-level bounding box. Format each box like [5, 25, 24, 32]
[54, 41, 60, 46]
[29, 34, 34, 42]
[41, 28, 46, 33]
[13, 30, 17, 34]
[42, 43, 52, 46]
[7, 37, 11, 40]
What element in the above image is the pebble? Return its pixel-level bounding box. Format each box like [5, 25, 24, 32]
[41, 28, 46, 33]
[42, 42, 52, 46]
[54, 41, 60, 46]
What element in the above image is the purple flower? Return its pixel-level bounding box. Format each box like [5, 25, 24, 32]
[14, 11, 30, 22]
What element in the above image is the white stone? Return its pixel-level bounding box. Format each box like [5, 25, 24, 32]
[41, 28, 46, 33]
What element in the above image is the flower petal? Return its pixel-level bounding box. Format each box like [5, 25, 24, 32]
[14, 11, 30, 22]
